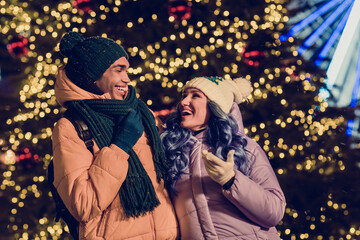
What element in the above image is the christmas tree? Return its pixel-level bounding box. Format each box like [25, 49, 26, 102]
[0, 0, 359, 239]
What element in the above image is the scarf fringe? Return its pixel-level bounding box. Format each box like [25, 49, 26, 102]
[120, 150, 160, 218]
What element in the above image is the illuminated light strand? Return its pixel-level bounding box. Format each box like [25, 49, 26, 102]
[315, 3, 353, 66]
[279, 0, 343, 41]
[350, 45, 360, 107]
[297, 0, 353, 55]
[326, 0, 360, 89]
[0, 0, 357, 238]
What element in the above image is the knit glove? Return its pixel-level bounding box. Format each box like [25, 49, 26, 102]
[202, 149, 236, 186]
[112, 110, 144, 153]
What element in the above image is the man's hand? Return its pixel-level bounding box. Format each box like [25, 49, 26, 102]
[202, 149, 235, 186]
[112, 110, 144, 153]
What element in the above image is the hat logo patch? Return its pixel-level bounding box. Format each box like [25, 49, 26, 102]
[204, 76, 224, 85]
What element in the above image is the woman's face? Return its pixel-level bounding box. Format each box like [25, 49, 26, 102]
[179, 87, 210, 131]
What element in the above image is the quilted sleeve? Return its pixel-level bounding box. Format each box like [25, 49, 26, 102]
[222, 139, 286, 228]
[52, 117, 129, 222]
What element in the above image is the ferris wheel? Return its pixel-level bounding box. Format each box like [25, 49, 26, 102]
[280, 0, 360, 108]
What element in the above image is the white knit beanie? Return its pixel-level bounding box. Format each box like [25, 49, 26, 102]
[183, 76, 252, 114]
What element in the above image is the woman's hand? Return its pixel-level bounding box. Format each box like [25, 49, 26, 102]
[202, 150, 235, 186]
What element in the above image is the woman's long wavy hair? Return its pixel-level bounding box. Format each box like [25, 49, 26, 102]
[161, 99, 252, 193]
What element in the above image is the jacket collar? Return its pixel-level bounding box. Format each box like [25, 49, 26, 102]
[54, 66, 112, 107]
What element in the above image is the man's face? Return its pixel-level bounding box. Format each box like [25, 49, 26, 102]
[179, 87, 210, 131]
[95, 57, 130, 100]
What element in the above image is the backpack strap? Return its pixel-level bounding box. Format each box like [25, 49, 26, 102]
[47, 110, 93, 240]
[63, 109, 94, 155]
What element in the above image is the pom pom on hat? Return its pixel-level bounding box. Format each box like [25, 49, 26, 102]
[59, 31, 129, 94]
[183, 76, 252, 114]
[59, 32, 85, 57]
[232, 77, 252, 104]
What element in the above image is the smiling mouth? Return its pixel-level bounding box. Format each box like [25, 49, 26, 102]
[115, 85, 128, 95]
[181, 110, 192, 117]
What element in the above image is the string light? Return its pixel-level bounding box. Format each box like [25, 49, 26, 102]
[0, 0, 357, 239]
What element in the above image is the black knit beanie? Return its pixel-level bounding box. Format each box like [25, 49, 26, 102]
[59, 32, 129, 94]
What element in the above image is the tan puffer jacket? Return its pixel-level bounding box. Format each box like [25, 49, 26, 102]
[52, 67, 179, 239]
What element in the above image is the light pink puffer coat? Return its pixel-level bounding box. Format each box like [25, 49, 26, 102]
[172, 103, 286, 240]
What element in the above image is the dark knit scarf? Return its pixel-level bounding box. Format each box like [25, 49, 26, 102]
[65, 86, 168, 218]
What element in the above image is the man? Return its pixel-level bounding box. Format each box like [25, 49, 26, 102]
[52, 31, 178, 239]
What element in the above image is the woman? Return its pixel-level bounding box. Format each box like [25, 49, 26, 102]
[161, 76, 286, 240]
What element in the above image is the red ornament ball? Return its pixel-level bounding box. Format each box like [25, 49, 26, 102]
[240, 46, 266, 67]
[72, 0, 94, 13]
[15, 147, 40, 169]
[168, 0, 192, 22]
[7, 35, 29, 58]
